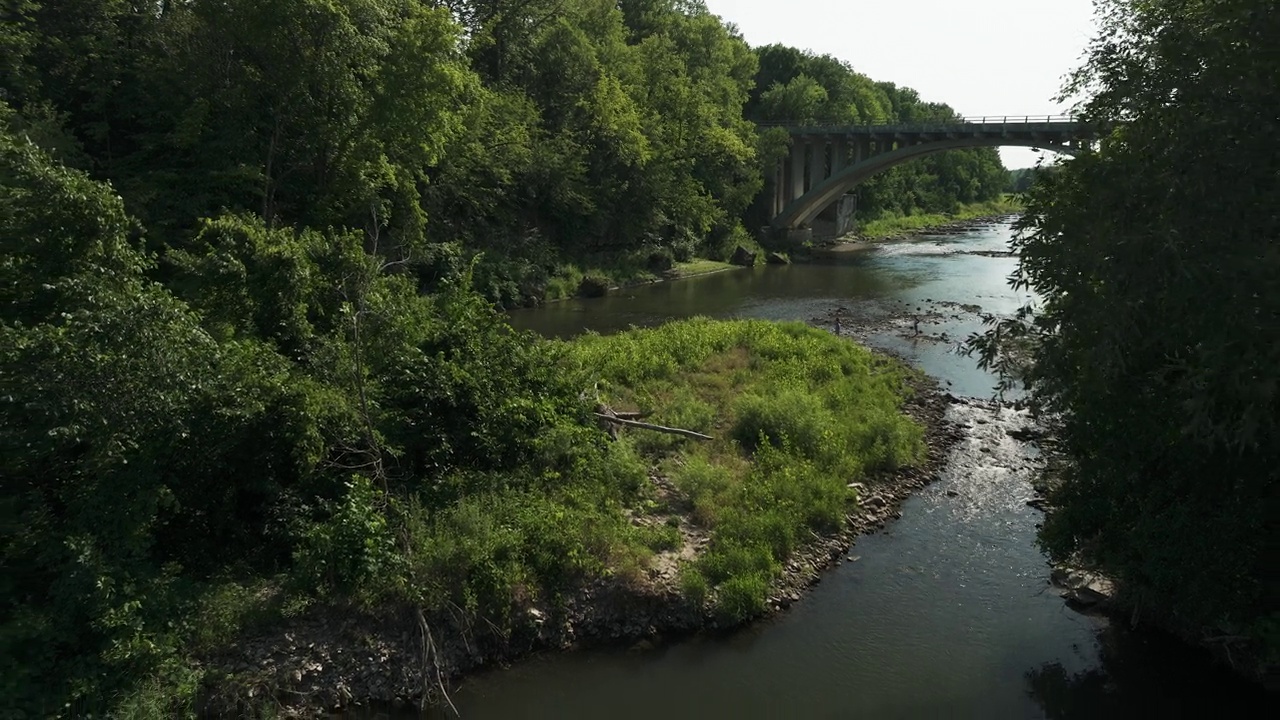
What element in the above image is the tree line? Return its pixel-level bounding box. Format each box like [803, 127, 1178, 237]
[2, 0, 1007, 307]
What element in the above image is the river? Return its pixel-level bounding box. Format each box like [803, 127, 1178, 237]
[398, 220, 1263, 718]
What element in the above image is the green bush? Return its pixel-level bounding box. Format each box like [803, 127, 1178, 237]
[671, 454, 737, 526]
[632, 523, 683, 553]
[714, 573, 771, 623]
[732, 389, 833, 456]
[678, 566, 710, 606]
[646, 247, 676, 272]
[294, 478, 402, 601]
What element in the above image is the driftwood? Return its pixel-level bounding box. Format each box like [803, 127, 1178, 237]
[592, 412, 714, 441]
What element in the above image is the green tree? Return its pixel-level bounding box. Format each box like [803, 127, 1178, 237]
[971, 0, 1278, 665]
[0, 114, 336, 713]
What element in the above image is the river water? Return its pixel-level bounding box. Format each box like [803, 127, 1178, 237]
[405, 221, 1263, 719]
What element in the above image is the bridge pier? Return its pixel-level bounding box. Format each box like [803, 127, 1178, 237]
[853, 139, 868, 164]
[789, 142, 805, 201]
[807, 142, 824, 192]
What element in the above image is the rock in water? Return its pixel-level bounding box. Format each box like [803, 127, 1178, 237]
[730, 246, 757, 266]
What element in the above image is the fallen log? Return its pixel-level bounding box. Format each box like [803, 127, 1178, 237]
[592, 413, 714, 441]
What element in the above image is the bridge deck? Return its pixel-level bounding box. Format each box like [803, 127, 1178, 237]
[783, 121, 1090, 137]
[764, 115, 1095, 137]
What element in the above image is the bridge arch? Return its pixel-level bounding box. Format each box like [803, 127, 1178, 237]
[773, 138, 1079, 230]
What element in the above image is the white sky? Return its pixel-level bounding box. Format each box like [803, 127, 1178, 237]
[702, 0, 1098, 169]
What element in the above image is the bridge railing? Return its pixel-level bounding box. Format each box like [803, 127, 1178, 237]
[758, 114, 1081, 129]
[953, 114, 1078, 125]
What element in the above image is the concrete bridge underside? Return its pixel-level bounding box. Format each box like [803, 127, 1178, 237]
[766, 120, 1095, 240]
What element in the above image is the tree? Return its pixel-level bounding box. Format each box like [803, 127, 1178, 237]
[971, 0, 1278, 667]
[0, 113, 336, 711]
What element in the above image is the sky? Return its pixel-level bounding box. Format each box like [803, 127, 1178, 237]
[701, 0, 1098, 169]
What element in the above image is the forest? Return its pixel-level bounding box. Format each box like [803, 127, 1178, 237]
[1, 0, 1001, 715]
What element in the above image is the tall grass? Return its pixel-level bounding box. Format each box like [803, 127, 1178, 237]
[562, 318, 924, 620]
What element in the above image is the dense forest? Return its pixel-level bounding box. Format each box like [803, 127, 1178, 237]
[972, 0, 1277, 679]
[2, 0, 1000, 715]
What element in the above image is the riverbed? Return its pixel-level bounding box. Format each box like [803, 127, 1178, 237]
[399, 220, 1263, 718]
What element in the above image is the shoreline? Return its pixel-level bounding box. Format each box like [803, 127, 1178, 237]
[201, 343, 966, 717]
[811, 212, 1021, 255]
[531, 260, 745, 307]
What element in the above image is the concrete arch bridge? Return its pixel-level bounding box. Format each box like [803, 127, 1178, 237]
[763, 115, 1098, 242]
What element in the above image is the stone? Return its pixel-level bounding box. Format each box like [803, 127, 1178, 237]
[1065, 586, 1110, 609]
[629, 639, 656, 653]
[863, 495, 886, 509]
[730, 245, 758, 266]
[578, 274, 610, 298]
[1049, 567, 1073, 587]
[766, 251, 790, 265]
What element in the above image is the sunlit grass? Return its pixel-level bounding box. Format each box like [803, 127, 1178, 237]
[858, 197, 1023, 239]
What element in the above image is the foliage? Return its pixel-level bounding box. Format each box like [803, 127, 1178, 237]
[294, 477, 401, 600]
[0, 120, 331, 715]
[968, 0, 1278, 659]
[565, 318, 923, 617]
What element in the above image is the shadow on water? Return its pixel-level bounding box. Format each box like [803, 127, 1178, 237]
[1024, 622, 1271, 719]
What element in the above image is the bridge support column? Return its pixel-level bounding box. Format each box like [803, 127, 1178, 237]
[836, 194, 858, 236]
[789, 141, 806, 201]
[832, 139, 847, 174]
[807, 142, 825, 191]
[771, 159, 785, 217]
[853, 139, 868, 164]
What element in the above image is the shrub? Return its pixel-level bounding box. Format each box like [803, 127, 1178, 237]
[731, 389, 833, 456]
[679, 566, 710, 606]
[714, 573, 771, 623]
[671, 454, 737, 526]
[293, 478, 402, 601]
[646, 247, 676, 272]
[578, 272, 611, 297]
[632, 522, 682, 553]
